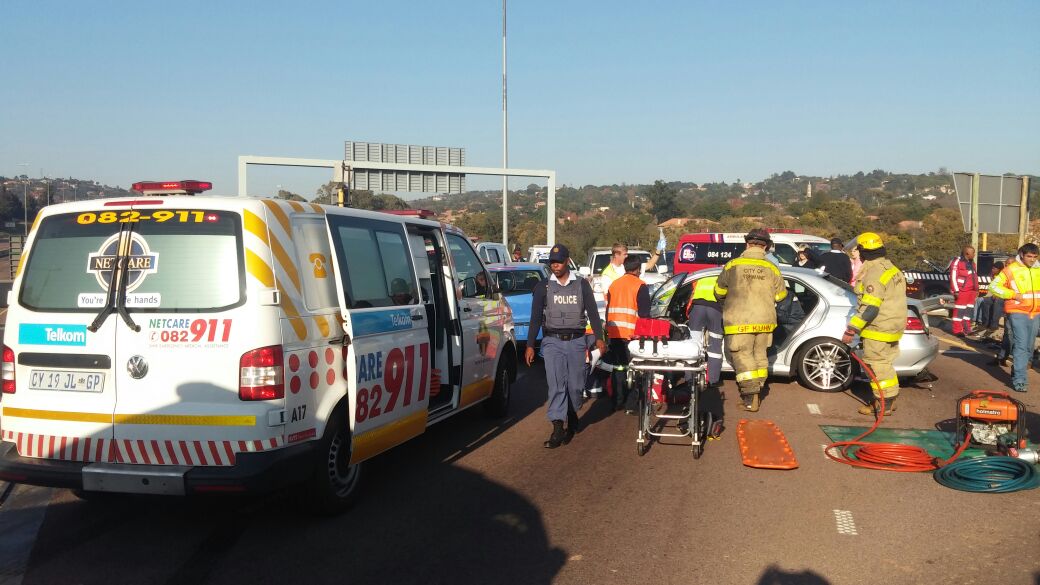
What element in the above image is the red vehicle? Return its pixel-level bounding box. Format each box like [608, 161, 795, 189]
[673, 231, 831, 274]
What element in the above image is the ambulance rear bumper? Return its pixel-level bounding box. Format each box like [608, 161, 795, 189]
[0, 441, 315, 495]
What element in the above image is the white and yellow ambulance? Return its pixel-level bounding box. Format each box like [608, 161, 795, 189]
[0, 181, 516, 513]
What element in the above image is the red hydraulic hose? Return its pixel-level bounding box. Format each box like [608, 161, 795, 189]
[825, 351, 971, 472]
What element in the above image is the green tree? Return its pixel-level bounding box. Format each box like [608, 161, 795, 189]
[919, 208, 969, 264]
[644, 180, 680, 222]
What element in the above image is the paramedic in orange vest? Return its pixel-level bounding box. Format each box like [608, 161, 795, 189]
[948, 245, 979, 337]
[987, 242, 1040, 393]
[605, 254, 651, 412]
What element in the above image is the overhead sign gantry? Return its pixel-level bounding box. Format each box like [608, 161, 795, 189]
[237, 142, 558, 245]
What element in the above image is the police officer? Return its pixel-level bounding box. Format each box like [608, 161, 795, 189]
[526, 244, 606, 448]
[714, 229, 786, 412]
[841, 232, 907, 416]
[605, 254, 651, 412]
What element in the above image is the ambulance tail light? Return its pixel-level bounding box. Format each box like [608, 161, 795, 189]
[239, 346, 284, 400]
[2, 346, 14, 394]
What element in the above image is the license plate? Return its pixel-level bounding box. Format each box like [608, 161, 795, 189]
[28, 370, 105, 392]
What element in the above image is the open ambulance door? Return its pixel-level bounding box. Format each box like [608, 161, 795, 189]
[324, 214, 432, 465]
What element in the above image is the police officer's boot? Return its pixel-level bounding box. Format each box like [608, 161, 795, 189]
[544, 420, 566, 449]
[857, 395, 897, 416]
[564, 409, 581, 443]
[738, 393, 760, 412]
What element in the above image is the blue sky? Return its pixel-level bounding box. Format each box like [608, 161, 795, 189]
[1, 0, 1036, 199]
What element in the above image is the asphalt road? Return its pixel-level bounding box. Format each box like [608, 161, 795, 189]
[0, 331, 1038, 585]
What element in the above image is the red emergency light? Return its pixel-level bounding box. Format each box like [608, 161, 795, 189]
[131, 180, 213, 195]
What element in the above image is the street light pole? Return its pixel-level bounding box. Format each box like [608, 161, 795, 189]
[16, 163, 30, 235]
[501, 0, 509, 249]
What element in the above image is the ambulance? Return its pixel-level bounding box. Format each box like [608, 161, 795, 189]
[673, 230, 831, 274]
[0, 181, 517, 514]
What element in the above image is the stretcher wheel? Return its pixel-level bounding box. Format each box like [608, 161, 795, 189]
[637, 439, 648, 456]
[692, 442, 703, 459]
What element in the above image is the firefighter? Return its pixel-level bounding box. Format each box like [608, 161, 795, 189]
[948, 245, 979, 337]
[604, 254, 651, 412]
[714, 229, 786, 412]
[841, 232, 907, 416]
[687, 275, 724, 386]
[526, 244, 607, 448]
[986, 243, 1040, 393]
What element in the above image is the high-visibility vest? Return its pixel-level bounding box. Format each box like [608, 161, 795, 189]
[989, 259, 1040, 317]
[605, 273, 643, 339]
[685, 276, 719, 317]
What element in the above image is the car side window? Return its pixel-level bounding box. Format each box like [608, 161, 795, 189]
[446, 233, 490, 299]
[327, 216, 419, 308]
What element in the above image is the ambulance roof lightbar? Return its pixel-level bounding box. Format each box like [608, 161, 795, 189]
[383, 209, 437, 219]
[131, 180, 213, 196]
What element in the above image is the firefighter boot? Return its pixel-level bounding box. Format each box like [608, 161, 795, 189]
[738, 393, 760, 413]
[858, 395, 897, 416]
[544, 420, 566, 449]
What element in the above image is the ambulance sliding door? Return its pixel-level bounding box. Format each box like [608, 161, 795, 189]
[325, 215, 430, 463]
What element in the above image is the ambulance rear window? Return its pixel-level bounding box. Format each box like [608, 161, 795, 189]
[20, 210, 244, 312]
[676, 243, 745, 265]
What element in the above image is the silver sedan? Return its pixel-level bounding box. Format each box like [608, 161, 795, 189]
[651, 266, 940, 392]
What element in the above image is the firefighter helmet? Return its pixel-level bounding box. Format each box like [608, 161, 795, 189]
[856, 232, 884, 251]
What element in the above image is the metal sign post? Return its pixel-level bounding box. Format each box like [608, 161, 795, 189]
[970, 173, 980, 252]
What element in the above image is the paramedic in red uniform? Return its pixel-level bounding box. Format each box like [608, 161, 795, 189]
[948, 245, 979, 337]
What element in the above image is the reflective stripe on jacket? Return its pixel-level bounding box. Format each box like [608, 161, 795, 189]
[989, 258, 1040, 317]
[948, 257, 978, 293]
[605, 273, 644, 339]
[848, 259, 907, 342]
[715, 248, 786, 336]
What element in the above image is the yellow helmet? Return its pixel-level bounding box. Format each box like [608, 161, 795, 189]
[856, 232, 884, 250]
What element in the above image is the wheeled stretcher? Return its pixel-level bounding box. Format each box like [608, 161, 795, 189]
[626, 319, 715, 459]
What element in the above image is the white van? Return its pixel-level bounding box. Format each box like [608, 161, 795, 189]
[475, 241, 511, 264]
[0, 181, 516, 513]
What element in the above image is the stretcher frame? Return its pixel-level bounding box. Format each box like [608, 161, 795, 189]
[627, 351, 711, 459]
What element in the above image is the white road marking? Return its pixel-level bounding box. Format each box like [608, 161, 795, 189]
[833, 509, 858, 535]
[807, 403, 821, 415]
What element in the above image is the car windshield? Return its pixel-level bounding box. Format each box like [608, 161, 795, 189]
[649, 272, 687, 318]
[492, 269, 545, 296]
[593, 252, 650, 274]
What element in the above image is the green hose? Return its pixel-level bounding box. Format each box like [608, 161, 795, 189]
[933, 456, 1040, 493]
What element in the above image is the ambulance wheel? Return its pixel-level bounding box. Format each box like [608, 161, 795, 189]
[794, 338, 854, 393]
[483, 357, 512, 418]
[307, 407, 362, 515]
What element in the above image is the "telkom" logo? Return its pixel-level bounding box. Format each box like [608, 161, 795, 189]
[18, 324, 89, 347]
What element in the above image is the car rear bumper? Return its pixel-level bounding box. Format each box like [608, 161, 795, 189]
[0, 440, 315, 495]
[894, 333, 939, 376]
